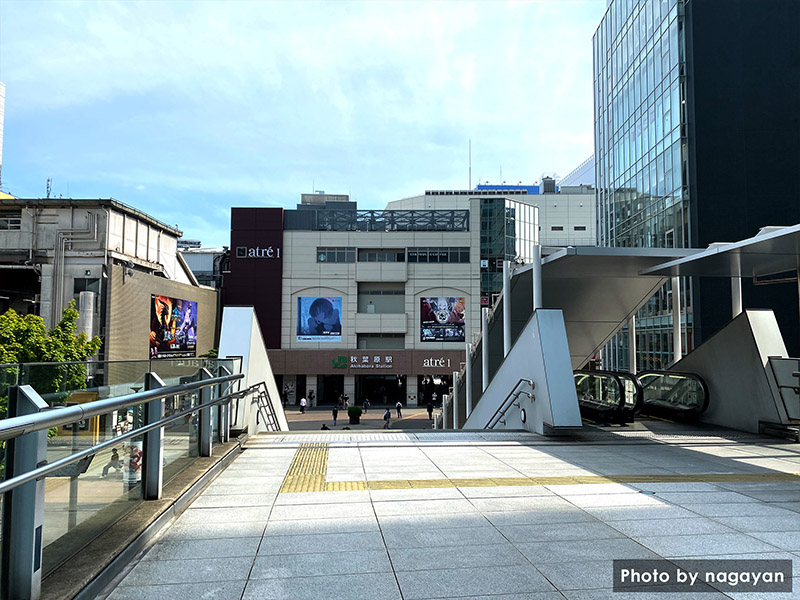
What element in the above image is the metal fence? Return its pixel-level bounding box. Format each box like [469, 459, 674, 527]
[0, 361, 244, 600]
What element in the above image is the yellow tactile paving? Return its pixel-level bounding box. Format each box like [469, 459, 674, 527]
[279, 443, 329, 493]
[277, 444, 800, 493]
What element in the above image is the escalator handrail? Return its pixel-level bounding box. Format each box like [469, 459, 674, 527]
[596, 369, 645, 414]
[572, 370, 628, 415]
[637, 370, 710, 414]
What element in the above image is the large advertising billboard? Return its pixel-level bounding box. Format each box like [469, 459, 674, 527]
[420, 297, 466, 342]
[297, 296, 342, 342]
[150, 295, 197, 359]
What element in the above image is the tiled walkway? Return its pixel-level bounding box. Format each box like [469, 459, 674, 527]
[103, 429, 800, 600]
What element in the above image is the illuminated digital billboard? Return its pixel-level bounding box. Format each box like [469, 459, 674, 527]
[420, 297, 466, 342]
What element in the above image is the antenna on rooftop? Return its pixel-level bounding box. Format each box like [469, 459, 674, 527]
[469, 139, 472, 190]
[46, 178, 52, 198]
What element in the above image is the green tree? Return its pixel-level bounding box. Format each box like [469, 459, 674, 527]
[0, 301, 102, 474]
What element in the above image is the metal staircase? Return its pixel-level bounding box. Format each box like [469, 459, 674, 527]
[252, 382, 280, 431]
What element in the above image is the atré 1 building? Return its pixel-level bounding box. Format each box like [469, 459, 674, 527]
[223, 192, 551, 407]
[594, 0, 800, 368]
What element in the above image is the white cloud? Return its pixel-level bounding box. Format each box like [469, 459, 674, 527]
[1, 0, 607, 238]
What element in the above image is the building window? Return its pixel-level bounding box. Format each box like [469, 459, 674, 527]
[357, 249, 405, 262]
[0, 211, 22, 230]
[574, 226, 587, 231]
[317, 247, 355, 263]
[407, 247, 469, 263]
[551, 226, 564, 231]
[357, 333, 405, 349]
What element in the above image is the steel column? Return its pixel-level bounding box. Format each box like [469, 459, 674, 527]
[731, 276, 743, 317]
[628, 316, 637, 375]
[481, 308, 490, 392]
[503, 260, 511, 357]
[1, 386, 48, 600]
[452, 371, 460, 428]
[143, 372, 166, 500]
[198, 368, 214, 457]
[672, 276, 682, 363]
[465, 342, 473, 418]
[217, 365, 233, 443]
[532, 244, 543, 310]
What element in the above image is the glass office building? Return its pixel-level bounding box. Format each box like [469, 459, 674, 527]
[594, 0, 800, 367]
[594, 0, 690, 369]
[479, 198, 539, 305]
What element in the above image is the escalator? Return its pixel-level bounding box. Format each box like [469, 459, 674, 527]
[574, 370, 708, 424]
[637, 370, 709, 419]
[573, 370, 643, 425]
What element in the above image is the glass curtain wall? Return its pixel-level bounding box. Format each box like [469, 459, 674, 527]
[594, 0, 691, 370]
[479, 198, 538, 306]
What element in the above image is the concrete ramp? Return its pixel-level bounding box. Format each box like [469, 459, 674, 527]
[673, 309, 789, 434]
[219, 306, 289, 432]
[463, 309, 582, 434]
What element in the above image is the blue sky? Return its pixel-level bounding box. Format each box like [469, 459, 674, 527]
[0, 0, 606, 247]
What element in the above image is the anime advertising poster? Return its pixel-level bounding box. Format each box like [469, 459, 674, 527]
[150, 295, 198, 359]
[420, 297, 466, 342]
[297, 296, 343, 342]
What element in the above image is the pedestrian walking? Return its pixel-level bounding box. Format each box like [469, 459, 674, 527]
[332, 406, 339, 426]
[102, 448, 123, 477]
[426, 402, 433, 420]
[432, 391, 438, 405]
[395, 401, 403, 418]
[383, 408, 391, 429]
[299, 396, 307, 413]
[363, 398, 370, 413]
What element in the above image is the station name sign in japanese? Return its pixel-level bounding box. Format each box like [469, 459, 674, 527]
[333, 354, 395, 369]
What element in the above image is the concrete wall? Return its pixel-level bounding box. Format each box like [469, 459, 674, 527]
[219, 306, 289, 433]
[675, 310, 788, 434]
[106, 264, 218, 361]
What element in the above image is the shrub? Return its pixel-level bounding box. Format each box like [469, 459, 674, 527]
[347, 405, 362, 418]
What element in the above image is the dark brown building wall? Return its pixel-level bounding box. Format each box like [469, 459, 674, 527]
[268, 349, 465, 376]
[106, 264, 218, 361]
[223, 208, 284, 348]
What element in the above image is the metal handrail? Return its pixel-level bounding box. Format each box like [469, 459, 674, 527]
[0, 373, 243, 441]
[573, 369, 640, 410]
[0, 387, 240, 496]
[638, 370, 710, 414]
[488, 378, 534, 428]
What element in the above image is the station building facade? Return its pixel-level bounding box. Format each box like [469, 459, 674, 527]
[223, 192, 542, 407]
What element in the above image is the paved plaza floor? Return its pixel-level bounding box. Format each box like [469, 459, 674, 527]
[101, 426, 800, 599]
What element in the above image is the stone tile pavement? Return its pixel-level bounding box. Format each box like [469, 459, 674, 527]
[100, 429, 800, 600]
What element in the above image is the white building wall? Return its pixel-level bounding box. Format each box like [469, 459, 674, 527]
[281, 227, 480, 351]
[390, 191, 596, 247]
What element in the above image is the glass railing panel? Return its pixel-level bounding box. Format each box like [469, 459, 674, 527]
[767, 357, 800, 420]
[162, 387, 200, 484]
[42, 425, 144, 577]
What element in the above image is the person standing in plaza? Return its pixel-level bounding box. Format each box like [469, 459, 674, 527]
[426, 401, 433, 421]
[299, 396, 307, 413]
[395, 400, 403, 418]
[383, 408, 391, 429]
[332, 405, 338, 426]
